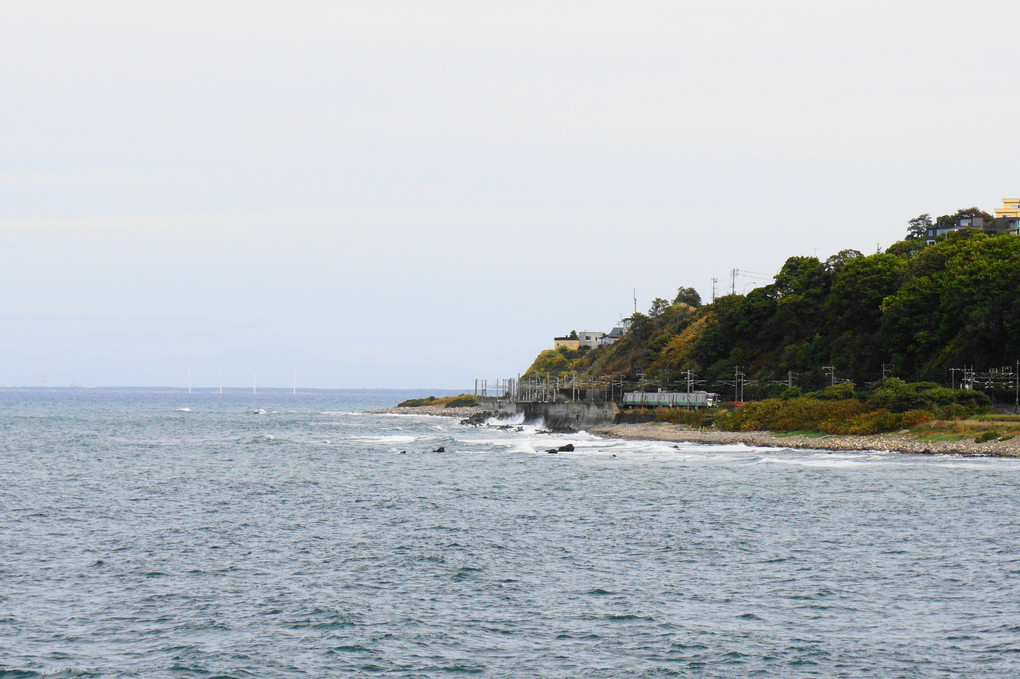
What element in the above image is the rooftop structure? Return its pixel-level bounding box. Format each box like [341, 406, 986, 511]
[995, 199, 1020, 220]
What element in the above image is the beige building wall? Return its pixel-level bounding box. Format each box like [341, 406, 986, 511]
[994, 198, 1020, 219]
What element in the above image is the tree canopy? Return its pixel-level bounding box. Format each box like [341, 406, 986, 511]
[524, 231, 1020, 391]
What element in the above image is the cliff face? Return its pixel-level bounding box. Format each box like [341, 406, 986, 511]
[524, 233, 1020, 395]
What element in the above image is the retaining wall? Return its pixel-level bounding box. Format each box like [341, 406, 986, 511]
[518, 401, 619, 431]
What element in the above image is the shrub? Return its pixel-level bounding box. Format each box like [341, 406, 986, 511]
[820, 409, 901, 435]
[955, 389, 992, 408]
[655, 408, 717, 427]
[868, 379, 928, 412]
[868, 379, 989, 413]
[932, 402, 987, 420]
[975, 431, 1000, 443]
[717, 397, 868, 432]
[900, 409, 934, 427]
[815, 382, 857, 400]
[398, 396, 438, 407]
[445, 395, 479, 408]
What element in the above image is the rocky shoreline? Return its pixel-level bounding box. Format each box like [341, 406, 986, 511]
[369, 405, 1020, 457]
[368, 405, 484, 418]
[588, 422, 1020, 458]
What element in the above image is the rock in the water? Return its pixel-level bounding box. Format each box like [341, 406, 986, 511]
[558, 443, 575, 452]
[433, 446, 445, 453]
[460, 411, 494, 426]
[546, 449, 559, 454]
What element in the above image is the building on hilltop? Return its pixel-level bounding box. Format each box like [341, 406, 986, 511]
[602, 326, 625, 345]
[553, 326, 627, 350]
[925, 201, 1020, 244]
[577, 331, 605, 349]
[553, 330, 604, 350]
[553, 332, 580, 350]
[926, 216, 982, 244]
[993, 198, 1020, 235]
[995, 198, 1020, 219]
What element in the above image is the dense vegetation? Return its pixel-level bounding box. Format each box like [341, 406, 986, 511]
[525, 229, 1020, 394]
[397, 394, 479, 408]
[635, 378, 993, 437]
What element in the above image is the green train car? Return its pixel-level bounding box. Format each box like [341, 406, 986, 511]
[622, 391, 721, 408]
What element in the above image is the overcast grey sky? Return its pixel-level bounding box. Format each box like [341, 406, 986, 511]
[2, 1, 1018, 388]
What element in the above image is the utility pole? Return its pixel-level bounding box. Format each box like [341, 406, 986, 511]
[950, 367, 962, 390]
[881, 363, 894, 381]
[823, 366, 836, 386]
[633, 288, 637, 314]
[730, 269, 737, 295]
[684, 369, 693, 409]
[711, 277, 718, 302]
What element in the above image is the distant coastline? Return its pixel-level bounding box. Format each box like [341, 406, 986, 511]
[375, 403, 1020, 458]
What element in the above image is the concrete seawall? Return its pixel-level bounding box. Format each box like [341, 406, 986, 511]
[519, 402, 619, 431]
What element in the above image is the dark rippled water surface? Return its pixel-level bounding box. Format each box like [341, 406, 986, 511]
[3, 388, 1020, 677]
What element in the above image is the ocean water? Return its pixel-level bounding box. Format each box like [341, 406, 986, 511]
[2, 388, 1020, 678]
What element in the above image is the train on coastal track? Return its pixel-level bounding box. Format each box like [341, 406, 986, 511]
[621, 391, 721, 408]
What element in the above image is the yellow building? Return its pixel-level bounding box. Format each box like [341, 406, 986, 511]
[995, 198, 1020, 219]
[553, 336, 580, 350]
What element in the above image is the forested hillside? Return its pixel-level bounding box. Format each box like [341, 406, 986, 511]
[524, 229, 1020, 396]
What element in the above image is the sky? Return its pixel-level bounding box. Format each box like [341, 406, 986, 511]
[2, 1, 1019, 389]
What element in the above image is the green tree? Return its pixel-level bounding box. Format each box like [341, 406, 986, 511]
[825, 249, 862, 273]
[673, 286, 702, 307]
[906, 214, 932, 240]
[648, 298, 670, 317]
[828, 253, 906, 332]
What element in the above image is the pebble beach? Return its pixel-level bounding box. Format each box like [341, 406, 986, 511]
[376, 404, 1020, 458]
[588, 422, 1020, 458]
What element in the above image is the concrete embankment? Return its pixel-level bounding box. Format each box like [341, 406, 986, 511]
[370, 401, 618, 431]
[518, 402, 618, 431]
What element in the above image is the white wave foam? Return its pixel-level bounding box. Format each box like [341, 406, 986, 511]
[352, 434, 418, 445]
[754, 454, 885, 469]
[484, 412, 526, 426]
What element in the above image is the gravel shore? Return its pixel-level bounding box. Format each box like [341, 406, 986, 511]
[367, 405, 484, 418]
[368, 405, 1020, 457]
[588, 422, 1020, 457]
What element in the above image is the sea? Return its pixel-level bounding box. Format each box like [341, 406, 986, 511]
[2, 387, 1020, 678]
